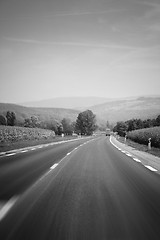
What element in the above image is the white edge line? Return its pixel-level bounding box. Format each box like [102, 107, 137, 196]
[0, 137, 92, 157]
[145, 165, 157, 172]
[110, 136, 159, 174]
[0, 196, 18, 221]
[126, 153, 132, 157]
[5, 153, 16, 157]
[133, 158, 141, 163]
[20, 150, 28, 153]
[0, 152, 6, 156]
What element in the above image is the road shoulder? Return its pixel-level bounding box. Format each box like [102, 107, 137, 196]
[110, 136, 160, 174]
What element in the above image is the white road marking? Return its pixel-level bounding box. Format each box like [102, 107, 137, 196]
[110, 136, 159, 174]
[126, 153, 132, 157]
[0, 196, 18, 221]
[0, 152, 6, 156]
[37, 146, 43, 149]
[121, 150, 126, 153]
[0, 137, 92, 158]
[5, 153, 16, 157]
[133, 158, 141, 163]
[50, 163, 59, 170]
[145, 165, 157, 172]
[20, 150, 28, 153]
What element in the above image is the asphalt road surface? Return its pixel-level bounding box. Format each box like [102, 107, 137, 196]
[0, 136, 160, 240]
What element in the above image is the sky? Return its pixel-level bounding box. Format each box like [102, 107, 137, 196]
[0, 0, 160, 103]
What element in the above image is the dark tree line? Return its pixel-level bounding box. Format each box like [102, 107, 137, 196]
[113, 114, 160, 136]
[0, 109, 97, 136]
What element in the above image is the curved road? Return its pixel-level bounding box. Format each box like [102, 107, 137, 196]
[0, 136, 160, 239]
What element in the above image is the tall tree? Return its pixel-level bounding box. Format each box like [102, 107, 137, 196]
[113, 121, 127, 136]
[0, 115, 7, 125]
[6, 111, 16, 126]
[156, 115, 160, 126]
[75, 110, 96, 135]
[61, 118, 73, 135]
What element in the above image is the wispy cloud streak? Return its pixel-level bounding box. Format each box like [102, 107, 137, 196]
[50, 9, 126, 17]
[4, 37, 137, 50]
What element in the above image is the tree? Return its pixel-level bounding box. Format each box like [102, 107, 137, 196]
[75, 110, 96, 135]
[30, 116, 40, 128]
[156, 115, 160, 126]
[0, 115, 7, 125]
[113, 121, 127, 136]
[61, 118, 73, 135]
[24, 118, 32, 128]
[24, 115, 40, 128]
[57, 123, 63, 135]
[6, 111, 16, 126]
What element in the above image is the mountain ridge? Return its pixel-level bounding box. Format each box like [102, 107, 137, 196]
[21, 96, 111, 109]
[0, 96, 160, 126]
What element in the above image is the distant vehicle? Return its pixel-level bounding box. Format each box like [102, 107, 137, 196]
[106, 129, 111, 136]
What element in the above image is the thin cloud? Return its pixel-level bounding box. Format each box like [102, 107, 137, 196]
[51, 9, 126, 17]
[4, 37, 137, 50]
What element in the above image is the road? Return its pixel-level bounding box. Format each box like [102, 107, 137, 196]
[0, 136, 160, 239]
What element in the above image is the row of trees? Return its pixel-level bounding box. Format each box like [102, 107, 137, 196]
[113, 114, 160, 136]
[0, 110, 97, 136]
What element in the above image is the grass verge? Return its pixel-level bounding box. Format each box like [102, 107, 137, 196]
[117, 136, 160, 158]
[0, 135, 80, 153]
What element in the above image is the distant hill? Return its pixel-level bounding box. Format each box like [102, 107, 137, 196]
[0, 103, 79, 125]
[90, 97, 160, 124]
[1, 96, 160, 127]
[21, 97, 110, 109]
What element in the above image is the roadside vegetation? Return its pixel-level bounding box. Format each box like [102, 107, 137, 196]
[118, 135, 160, 158]
[0, 125, 56, 143]
[0, 108, 98, 152]
[127, 127, 160, 148]
[113, 114, 160, 155]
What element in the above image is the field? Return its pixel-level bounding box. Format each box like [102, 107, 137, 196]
[127, 126, 160, 148]
[0, 126, 80, 152]
[0, 125, 55, 143]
